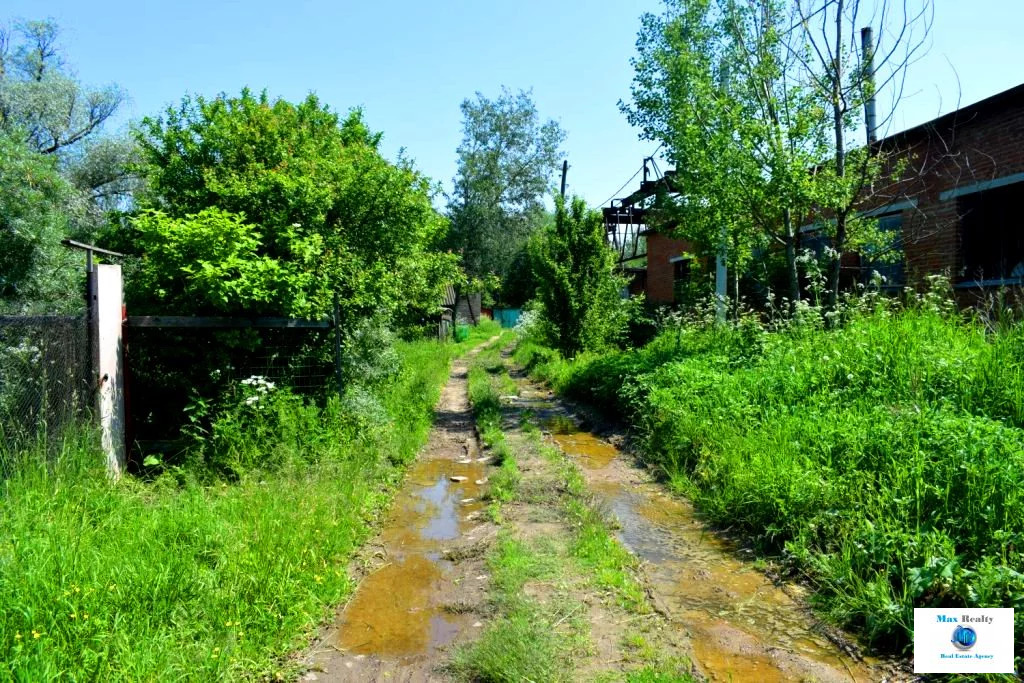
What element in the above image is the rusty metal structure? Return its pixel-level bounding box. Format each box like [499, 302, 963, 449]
[603, 157, 679, 265]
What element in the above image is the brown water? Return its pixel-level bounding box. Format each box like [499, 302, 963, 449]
[537, 398, 880, 682]
[335, 456, 487, 661]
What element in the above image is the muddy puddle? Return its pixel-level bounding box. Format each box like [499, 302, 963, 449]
[528, 383, 882, 682]
[334, 455, 487, 661]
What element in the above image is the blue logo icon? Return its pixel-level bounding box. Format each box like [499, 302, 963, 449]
[951, 625, 977, 650]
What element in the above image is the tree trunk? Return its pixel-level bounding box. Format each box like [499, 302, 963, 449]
[826, 0, 847, 311]
[783, 207, 800, 309]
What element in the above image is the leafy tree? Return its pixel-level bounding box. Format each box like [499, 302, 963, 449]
[792, 0, 932, 307]
[130, 89, 458, 325]
[0, 20, 124, 156]
[627, 0, 829, 307]
[0, 18, 138, 252]
[532, 196, 631, 357]
[626, 0, 928, 311]
[447, 88, 565, 292]
[0, 132, 81, 313]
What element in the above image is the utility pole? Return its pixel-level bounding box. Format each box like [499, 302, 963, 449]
[560, 160, 568, 198]
[715, 66, 730, 325]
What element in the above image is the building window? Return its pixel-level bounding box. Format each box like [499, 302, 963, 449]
[861, 212, 905, 290]
[959, 181, 1024, 284]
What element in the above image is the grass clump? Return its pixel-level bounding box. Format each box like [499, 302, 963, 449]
[0, 337, 463, 680]
[517, 300, 1024, 658]
[452, 535, 569, 682]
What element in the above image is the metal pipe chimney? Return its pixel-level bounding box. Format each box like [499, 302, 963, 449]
[861, 26, 878, 144]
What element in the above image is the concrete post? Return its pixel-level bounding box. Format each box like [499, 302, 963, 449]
[93, 264, 126, 476]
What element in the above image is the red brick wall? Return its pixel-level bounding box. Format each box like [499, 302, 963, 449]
[867, 89, 1024, 287]
[646, 233, 693, 303]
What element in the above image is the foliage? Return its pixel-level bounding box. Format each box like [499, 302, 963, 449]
[517, 293, 1024, 660]
[446, 88, 565, 287]
[531, 196, 632, 357]
[0, 20, 125, 157]
[0, 19, 137, 227]
[0, 133, 81, 312]
[130, 89, 458, 324]
[626, 0, 825, 304]
[625, 0, 923, 309]
[0, 338, 458, 680]
[129, 207, 321, 315]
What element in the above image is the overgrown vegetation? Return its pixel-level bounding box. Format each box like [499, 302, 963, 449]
[0, 328, 499, 680]
[531, 196, 634, 357]
[466, 338, 520, 516]
[516, 291, 1024, 661]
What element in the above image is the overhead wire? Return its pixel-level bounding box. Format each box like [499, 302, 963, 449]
[593, 141, 665, 210]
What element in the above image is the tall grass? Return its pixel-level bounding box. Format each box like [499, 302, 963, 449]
[0, 328, 497, 680]
[516, 304, 1024, 658]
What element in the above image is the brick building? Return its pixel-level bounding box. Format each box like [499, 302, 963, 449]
[863, 82, 1024, 294]
[610, 82, 1024, 305]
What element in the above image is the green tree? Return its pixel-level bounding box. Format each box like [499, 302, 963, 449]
[447, 88, 565, 291]
[0, 18, 138, 245]
[627, 0, 928, 311]
[0, 20, 124, 156]
[532, 196, 631, 357]
[792, 0, 932, 307]
[0, 132, 80, 313]
[130, 89, 458, 325]
[627, 0, 828, 307]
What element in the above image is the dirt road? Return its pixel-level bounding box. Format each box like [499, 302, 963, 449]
[301, 342, 903, 681]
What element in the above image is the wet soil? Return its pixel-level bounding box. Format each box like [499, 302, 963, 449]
[304, 343, 498, 682]
[512, 370, 905, 683]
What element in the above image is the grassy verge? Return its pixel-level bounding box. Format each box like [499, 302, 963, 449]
[515, 304, 1024, 662]
[454, 350, 693, 682]
[466, 335, 520, 516]
[0, 323, 499, 680]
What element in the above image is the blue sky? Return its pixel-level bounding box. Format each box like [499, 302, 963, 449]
[6, 1, 1023, 208]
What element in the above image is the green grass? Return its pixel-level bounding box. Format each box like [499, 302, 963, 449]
[467, 332, 519, 504]
[516, 302, 1024, 661]
[0, 336, 468, 680]
[451, 535, 570, 683]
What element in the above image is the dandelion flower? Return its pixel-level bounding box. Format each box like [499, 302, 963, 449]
[32, 630, 41, 639]
[14, 632, 21, 641]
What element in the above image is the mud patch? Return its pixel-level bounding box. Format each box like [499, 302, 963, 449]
[517, 373, 900, 682]
[303, 342, 499, 682]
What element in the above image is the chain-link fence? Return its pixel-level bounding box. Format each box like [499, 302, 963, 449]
[125, 325, 336, 455]
[0, 316, 91, 465]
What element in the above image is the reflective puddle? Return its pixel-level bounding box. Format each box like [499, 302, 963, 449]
[335, 456, 486, 660]
[544, 416, 619, 470]
[529, 387, 879, 682]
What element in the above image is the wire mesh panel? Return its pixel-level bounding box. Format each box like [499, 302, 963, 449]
[124, 325, 335, 455]
[0, 316, 91, 462]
